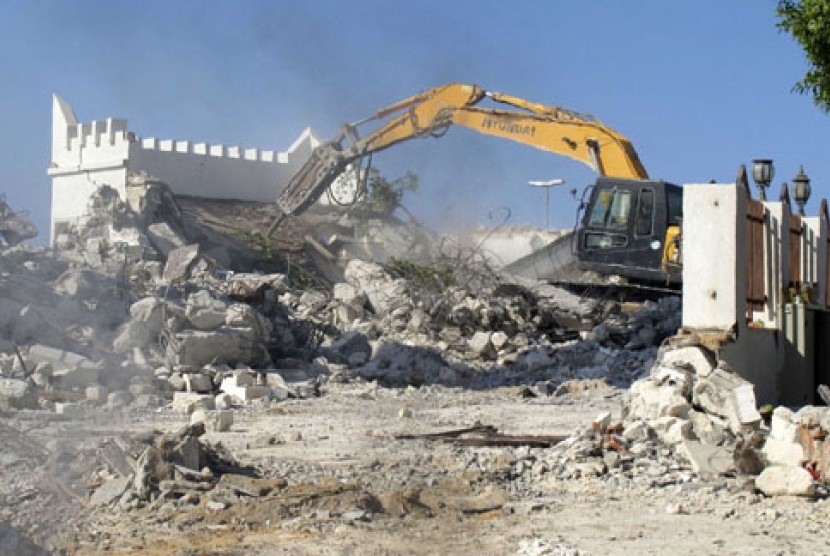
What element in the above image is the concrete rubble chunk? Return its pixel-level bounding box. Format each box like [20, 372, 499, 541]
[627, 378, 691, 420]
[165, 328, 269, 368]
[330, 331, 372, 363]
[332, 282, 363, 304]
[185, 290, 228, 330]
[649, 416, 693, 445]
[130, 297, 168, 334]
[162, 243, 200, 283]
[770, 406, 798, 442]
[762, 438, 806, 467]
[90, 476, 131, 506]
[468, 331, 495, 358]
[658, 345, 716, 378]
[0, 378, 37, 410]
[220, 376, 270, 402]
[729, 384, 762, 432]
[679, 439, 733, 475]
[172, 392, 216, 413]
[147, 221, 187, 256]
[343, 259, 408, 314]
[755, 465, 815, 497]
[184, 372, 213, 393]
[692, 368, 760, 433]
[190, 409, 233, 432]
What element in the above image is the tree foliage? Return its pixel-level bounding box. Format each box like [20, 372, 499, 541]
[777, 0, 830, 112]
[364, 167, 419, 215]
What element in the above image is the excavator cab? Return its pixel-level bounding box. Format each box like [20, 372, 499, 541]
[575, 177, 682, 285]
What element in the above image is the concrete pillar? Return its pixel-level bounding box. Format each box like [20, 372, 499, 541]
[803, 215, 824, 304]
[682, 183, 747, 329]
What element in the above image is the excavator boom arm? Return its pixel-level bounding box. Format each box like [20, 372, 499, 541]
[271, 83, 648, 228]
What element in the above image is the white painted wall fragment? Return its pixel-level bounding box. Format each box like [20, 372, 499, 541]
[47, 94, 358, 244]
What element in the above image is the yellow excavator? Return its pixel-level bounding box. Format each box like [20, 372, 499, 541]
[270, 83, 682, 285]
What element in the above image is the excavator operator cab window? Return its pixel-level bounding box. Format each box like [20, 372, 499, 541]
[635, 188, 654, 236]
[587, 188, 630, 230]
[666, 188, 682, 226]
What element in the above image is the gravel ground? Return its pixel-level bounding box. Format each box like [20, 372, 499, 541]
[3, 381, 830, 555]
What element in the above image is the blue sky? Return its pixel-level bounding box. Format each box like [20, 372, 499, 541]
[1, 1, 827, 241]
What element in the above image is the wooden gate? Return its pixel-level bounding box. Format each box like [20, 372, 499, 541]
[789, 213, 803, 288]
[746, 198, 766, 315]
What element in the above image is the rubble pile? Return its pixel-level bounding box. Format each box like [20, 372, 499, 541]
[1, 177, 687, 419]
[9, 180, 830, 552]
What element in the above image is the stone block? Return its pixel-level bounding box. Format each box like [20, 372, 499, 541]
[172, 392, 215, 413]
[755, 465, 815, 497]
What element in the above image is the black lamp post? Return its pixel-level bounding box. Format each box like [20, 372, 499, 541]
[751, 159, 775, 201]
[792, 165, 811, 216]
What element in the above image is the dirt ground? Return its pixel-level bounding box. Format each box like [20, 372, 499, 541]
[4, 381, 830, 556]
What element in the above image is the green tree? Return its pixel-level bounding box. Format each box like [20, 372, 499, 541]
[364, 168, 419, 215]
[777, 0, 830, 112]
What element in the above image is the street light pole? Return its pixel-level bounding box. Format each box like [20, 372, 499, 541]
[528, 179, 565, 229]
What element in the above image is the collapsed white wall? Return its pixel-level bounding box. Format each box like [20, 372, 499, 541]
[47, 94, 335, 243]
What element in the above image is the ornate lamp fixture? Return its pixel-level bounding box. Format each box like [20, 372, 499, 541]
[792, 165, 811, 216]
[751, 159, 775, 201]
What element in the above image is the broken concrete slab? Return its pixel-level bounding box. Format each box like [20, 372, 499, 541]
[679, 439, 733, 476]
[165, 328, 269, 368]
[162, 243, 200, 283]
[755, 465, 815, 497]
[90, 476, 131, 506]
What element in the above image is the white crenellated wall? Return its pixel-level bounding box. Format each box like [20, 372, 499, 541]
[47, 94, 345, 243]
